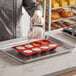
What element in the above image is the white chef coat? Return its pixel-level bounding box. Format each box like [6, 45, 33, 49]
[16, 7, 44, 39]
[16, 7, 30, 38]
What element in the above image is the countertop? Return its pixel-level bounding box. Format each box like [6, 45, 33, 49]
[0, 29, 76, 76]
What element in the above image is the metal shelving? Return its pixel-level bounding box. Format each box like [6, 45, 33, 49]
[52, 15, 76, 22]
[52, 5, 76, 10]
[46, 0, 76, 31]
[48, 0, 51, 31]
[43, 0, 46, 32]
[46, 15, 76, 22]
[42, 0, 76, 31]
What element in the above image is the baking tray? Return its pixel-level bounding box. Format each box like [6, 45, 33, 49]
[62, 25, 76, 39]
[0, 36, 75, 63]
[62, 32, 76, 39]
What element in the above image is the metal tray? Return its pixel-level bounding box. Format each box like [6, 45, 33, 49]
[0, 36, 75, 63]
[62, 25, 76, 39]
[51, 15, 76, 23]
[62, 31, 76, 39]
[52, 5, 76, 10]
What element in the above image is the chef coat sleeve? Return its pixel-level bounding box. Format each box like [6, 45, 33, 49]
[23, 0, 43, 17]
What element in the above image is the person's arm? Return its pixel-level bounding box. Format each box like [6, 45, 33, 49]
[23, 0, 44, 39]
[23, 0, 43, 17]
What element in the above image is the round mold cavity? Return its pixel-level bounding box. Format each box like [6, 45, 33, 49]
[16, 46, 25, 50]
[49, 44, 57, 47]
[33, 42, 42, 47]
[23, 50, 32, 53]
[25, 45, 33, 48]
[32, 48, 41, 51]
[41, 40, 50, 45]
[41, 46, 49, 49]
[69, 27, 72, 30]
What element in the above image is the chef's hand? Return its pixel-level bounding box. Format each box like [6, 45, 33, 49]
[31, 10, 44, 25]
[28, 27, 44, 40]
[27, 10, 45, 40]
